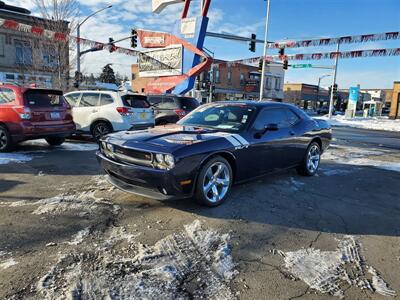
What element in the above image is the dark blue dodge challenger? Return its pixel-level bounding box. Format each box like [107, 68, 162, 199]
[97, 101, 331, 206]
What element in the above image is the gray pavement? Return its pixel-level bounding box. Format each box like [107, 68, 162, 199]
[0, 127, 399, 299]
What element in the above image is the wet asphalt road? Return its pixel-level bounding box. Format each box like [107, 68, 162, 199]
[0, 126, 399, 299]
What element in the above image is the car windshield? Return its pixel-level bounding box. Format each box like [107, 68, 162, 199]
[178, 104, 256, 131]
[122, 95, 150, 108]
[24, 89, 64, 107]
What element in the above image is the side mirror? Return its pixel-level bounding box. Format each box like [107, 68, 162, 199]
[254, 123, 279, 139]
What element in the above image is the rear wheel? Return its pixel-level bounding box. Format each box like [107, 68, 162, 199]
[195, 156, 233, 207]
[297, 142, 321, 176]
[91, 122, 112, 141]
[0, 125, 13, 152]
[45, 137, 65, 146]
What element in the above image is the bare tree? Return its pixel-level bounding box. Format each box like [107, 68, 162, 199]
[32, 0, 79, 90]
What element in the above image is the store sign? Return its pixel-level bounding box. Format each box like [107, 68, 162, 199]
[138, 45, 183, 77]
[152, 0, 184, 14]
[181, 17, 197, 38]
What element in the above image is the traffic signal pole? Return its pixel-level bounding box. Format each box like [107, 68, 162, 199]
[328, 42, 340, 119]
[259, 0, 271, 101]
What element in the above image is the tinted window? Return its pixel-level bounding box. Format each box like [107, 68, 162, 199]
[0, 88, 16, 104]
[122, 95, 150, 108]
[100, 94, 114, 106]
[159, 97, 178, 109]
[253, 108, 291, 130]
[64, 93, 80, 107]
[177, 97, 200, 111]
[24, 89, 63, 107]
[147, 96, 163, 105]
[286, 109, 301, 125]
[179, 104, 256, 131]
[79, 93, 99, 107]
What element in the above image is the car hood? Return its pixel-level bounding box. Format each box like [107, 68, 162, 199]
[104, 124, 225, 153]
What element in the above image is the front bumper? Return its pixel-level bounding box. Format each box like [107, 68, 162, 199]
[96, 152, 192, 200]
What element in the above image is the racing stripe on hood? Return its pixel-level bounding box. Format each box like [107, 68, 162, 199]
[211, 132, 249, 149]
[231, 134, 250, 147]
[224, 135, 242, 147]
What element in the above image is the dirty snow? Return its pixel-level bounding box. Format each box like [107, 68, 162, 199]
[0, 258, 18, 269]
[323, 145, 400, 173]
[37, 220, 237, 300]
[0, 153, 33, 165]
[66, 227, 91, 246]
[279, 236, 396, 298]
[318, 115, 400, 132]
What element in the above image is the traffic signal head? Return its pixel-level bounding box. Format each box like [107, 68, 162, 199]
[249, 33, 256, 52]
[333, 83, 338, 93]
[109, 38, 115, 53]
[283, 59, 289, 70]
[131, 29, 138, 48]
[279, 48, 285, 56]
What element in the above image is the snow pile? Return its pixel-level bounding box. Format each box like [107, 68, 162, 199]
[37, 221, 237, 300]
[279, 236, 396, 298]
[317, 115, 400, 132]
[66, 228, 91, 246]
[323, 145, 400, 173]
[0, 254, 18, 270]
[0, 153, 33, 165]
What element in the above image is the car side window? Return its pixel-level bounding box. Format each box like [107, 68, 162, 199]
[100, 94, 114, 106]
[159, 97, 177, 109]
[64, 93, 81, 107]
[0, 88, 16, 104]
[148, 96, 163, 106]
[253, 108, 290, 130]
[79, 93, 100, 107]
[285, 109, 301, 125]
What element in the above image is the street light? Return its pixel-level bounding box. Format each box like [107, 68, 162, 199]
[76, 4, 113, 78]
[316, 74, 331, 108]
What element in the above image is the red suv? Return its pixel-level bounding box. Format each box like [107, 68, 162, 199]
[0, 83, 75, 152]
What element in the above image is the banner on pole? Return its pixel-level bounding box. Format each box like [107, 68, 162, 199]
[138, 45, 183, 77]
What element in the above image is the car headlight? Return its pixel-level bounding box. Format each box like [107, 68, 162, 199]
[164, 154, 175, 168]
[106, 143, 114, 152]
[155, 153, 164, 163]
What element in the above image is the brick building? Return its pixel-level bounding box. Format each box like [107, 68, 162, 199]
[0, 5, 69, 89]
[131, 60, 285, 102]
[283, 83, 331, 109]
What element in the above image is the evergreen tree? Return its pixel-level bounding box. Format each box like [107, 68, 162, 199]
[99, 64, 116, 84]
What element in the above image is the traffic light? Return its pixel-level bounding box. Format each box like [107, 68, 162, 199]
[333, 83, 338, 93]
[258, 59, 263, 72]
[283, 59, 289, 70]
[109, 38, 115, 53]
[131, 29, 138, 48]
[279, 48, 285, 56]
[249, 33, 256, 52]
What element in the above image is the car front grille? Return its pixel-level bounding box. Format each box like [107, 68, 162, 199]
[102, 143, 153, 167]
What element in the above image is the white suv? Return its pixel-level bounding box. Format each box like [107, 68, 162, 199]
[64, 90, 154, 140]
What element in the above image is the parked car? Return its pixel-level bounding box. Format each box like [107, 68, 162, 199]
[0, 83, 75, 152]
[64, 90, 155, 141]
[97, 101, 332, 207]
[317, 105, 335, 115]
[147, 94, 200, 125]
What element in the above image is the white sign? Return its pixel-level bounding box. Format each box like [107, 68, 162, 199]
[181, 17, 197, 38]
[143, 36, 165, 45]
[152, 0, 184, 14]
[138, 45, 183, 78]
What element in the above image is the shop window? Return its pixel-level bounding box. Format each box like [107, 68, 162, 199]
[227, 68, 232, 84]
[240, 73, 245, 86]
[15, 40, 33, 65]
[0, 34, 5, 56]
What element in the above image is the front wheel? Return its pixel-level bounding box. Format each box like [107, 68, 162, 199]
[195, 156, 233, 207]
[45, 137, 65, 146]
[297, 142, 321, 176]
[0, 125, 14, 152]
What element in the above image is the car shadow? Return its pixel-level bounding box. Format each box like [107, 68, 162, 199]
[162, 163, 400, 237]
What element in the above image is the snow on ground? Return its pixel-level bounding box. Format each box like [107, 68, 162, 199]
[323, 144, 400, 173]
[36, 220, 237, 300]
[278, 236, 396, 298]
[0, 153, 33, 165]
[0, 257, 18, 270]
[317, 115, 400, 132]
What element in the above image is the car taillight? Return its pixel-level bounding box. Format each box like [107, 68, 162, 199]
[116, 107, 131, 115]
[12, 106, 31, 120]
[174, 109, 186, 119]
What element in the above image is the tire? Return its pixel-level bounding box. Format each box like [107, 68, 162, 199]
[297, 141, 321, 176]
[45, 137, 65, 146]
[195, 156, 233, 207]
[0, 125, 14, 152]
[91, 122, 112, 141]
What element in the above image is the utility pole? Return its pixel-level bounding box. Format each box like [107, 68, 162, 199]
[259, 0, 271, 101]
[328, 42, 340, 118]
[317, 74, 331, 109]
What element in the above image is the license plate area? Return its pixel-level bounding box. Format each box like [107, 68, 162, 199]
[50, 112, 61, 119]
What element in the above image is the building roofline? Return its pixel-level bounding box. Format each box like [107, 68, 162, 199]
[0, 9, 69, 28]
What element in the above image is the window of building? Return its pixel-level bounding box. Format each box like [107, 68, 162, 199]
[240, 73, 245, 86]
[275, 77, 281, 90]
[43, 49, 58, 68]
[15, 40, 33, 65]
[215, 68, 220, 83]
[266, 77, 272, 89]
[0, 88, 16, 104]
[0, 34, 5, 56]
[227, 68, 232, 84]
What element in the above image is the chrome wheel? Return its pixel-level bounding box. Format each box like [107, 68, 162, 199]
[0, 127, 8, 150]
[202, 162, 230, 203]
[307, 144, 320, 173]
[93, 123, 111, 141]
